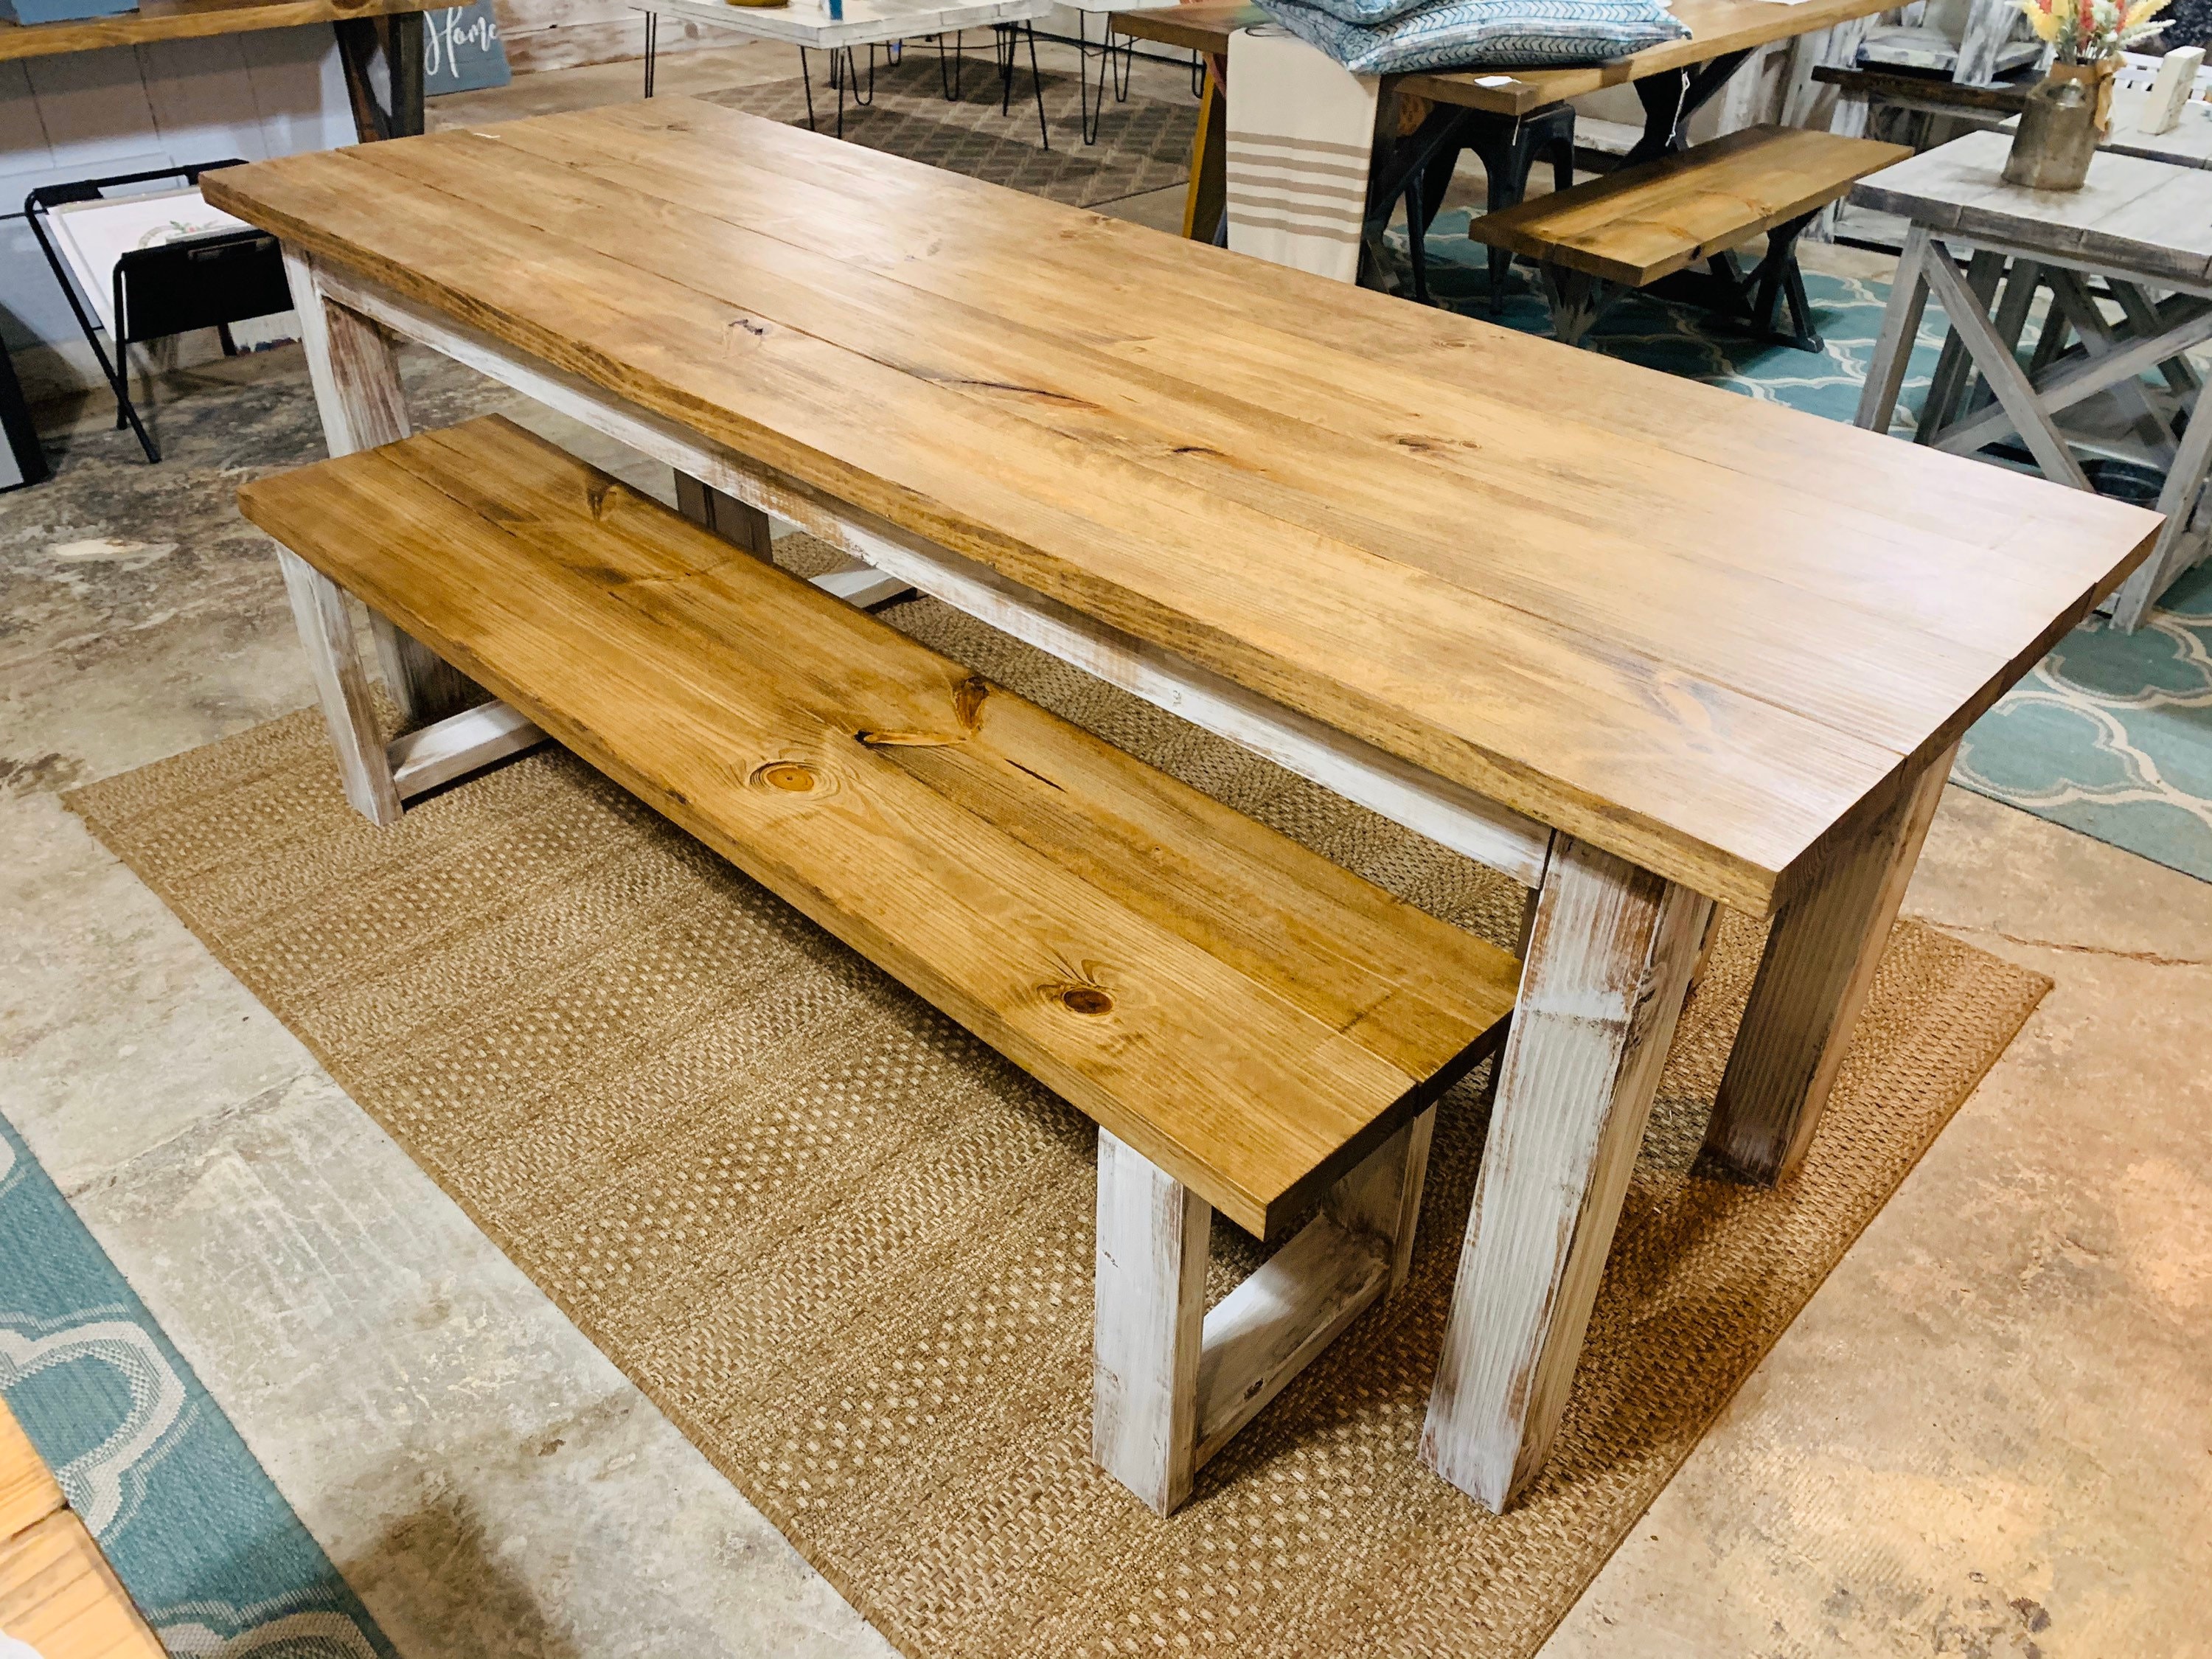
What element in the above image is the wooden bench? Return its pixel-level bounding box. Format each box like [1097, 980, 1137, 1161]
[1467, 124, 1911, 350]
[239, 414, 1522, 1516]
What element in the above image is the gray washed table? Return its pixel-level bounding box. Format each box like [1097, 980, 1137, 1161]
[1854, 130, 2212, 629]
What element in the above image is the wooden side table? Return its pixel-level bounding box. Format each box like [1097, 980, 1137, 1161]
[1854, 131, 2212, 629]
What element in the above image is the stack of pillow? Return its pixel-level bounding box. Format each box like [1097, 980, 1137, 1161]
[1253, 0, 1692, 74]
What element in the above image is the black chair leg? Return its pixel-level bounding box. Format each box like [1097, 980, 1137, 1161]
[1026, 22, 1049, 150]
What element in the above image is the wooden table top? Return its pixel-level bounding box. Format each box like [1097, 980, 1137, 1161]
[1111, 0, 1897, 116]
[1854, 129, 2212, 289]
[204, 99, 2158, 915]
[0, 0, 435, 62]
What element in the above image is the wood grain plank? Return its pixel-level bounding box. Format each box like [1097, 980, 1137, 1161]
[0, 1511, 166, 1659]
[356, 127, 2037, 737]
[1470, 127, 1910, 288]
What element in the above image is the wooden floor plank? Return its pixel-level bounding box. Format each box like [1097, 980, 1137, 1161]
[0, 1511, 166, 1659]
[0, 1402, 63, 1545]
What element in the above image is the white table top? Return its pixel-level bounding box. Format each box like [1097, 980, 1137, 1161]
[1853, 128, 2212, 289]
[639, 0, 1049, 49]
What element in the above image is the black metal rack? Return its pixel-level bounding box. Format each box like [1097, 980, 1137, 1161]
[24, 159, 293, 464]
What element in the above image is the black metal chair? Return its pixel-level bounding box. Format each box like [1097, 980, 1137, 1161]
[1397, 104, 1579, 310]
[25, 161, 293, 464]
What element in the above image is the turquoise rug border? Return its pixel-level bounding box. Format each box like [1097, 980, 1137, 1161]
[0, 1109, 394, 1658]
[1406, 211, 2212, 884]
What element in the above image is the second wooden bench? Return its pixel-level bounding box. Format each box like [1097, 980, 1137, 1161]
[240, 414, 1523, 1516]
[1467, 124, 1911, 350]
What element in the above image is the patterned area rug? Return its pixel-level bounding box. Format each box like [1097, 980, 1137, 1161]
[0, 1110, 393, 1658]
[700, 55, 1198, 209]
[1406, 209, 2212, 883]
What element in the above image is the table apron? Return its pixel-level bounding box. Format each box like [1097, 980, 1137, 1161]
[308, 258, 1557, 890]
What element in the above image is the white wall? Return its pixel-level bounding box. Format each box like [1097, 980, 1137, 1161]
[0, 26, 355, 403]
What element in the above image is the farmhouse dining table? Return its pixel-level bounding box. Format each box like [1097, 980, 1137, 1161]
[1114, 0, 1899, 265]
[202, 98, 2157, 1512]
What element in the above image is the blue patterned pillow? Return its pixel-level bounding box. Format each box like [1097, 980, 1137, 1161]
[1253, 0, 1691, 72]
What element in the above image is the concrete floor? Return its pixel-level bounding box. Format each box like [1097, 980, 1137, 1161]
[3, 41, 2209, 1659]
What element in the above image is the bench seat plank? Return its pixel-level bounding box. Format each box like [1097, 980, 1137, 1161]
[239, 416, 1519, 1239]
[1470, 126, 1913, 287]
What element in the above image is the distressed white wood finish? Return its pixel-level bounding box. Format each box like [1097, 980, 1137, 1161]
[1192, 1216, 1389, 1467]
[388, 698, 548, 799]
[1952, 0, 2018, 86]
[1420, 838, 1710, 1512]
[1322, 1104, 1434, 1293]
[1095, 1103, 1437, 1509]
[635, 0, 1048, 50]
[1702, 742, 1956, 1183]
[303, 261, 1557, 888]
[283, 240, 480, 727]
[1093, 1128, 1208, 1515]
[276, 546, 401, 826]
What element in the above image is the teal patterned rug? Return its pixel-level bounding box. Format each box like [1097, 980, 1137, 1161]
[1410, 209, 2212, 884]
[0, 1110, 392, 1658]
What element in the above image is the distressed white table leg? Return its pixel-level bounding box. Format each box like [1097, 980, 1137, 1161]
[1093, 1128, 1208, 1514]
[1854, 225, 1933, 434]
[2111, 389, 2212, 630]
[1701, 742, 1957, 1185]
[276, 549, 401, 827]
[283, 241, 479, 727]
[1419, 838, 1710, 1512]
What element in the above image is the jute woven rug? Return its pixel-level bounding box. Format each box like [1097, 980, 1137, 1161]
[69, 550, 2050, 1658]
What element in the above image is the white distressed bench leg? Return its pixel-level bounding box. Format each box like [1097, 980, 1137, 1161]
[1094, 1110, 1438, 1514]
[1700, 741, 1956, 1184]
[1419, 837, 1710, 1512]
[284, 240, 479, 728]
[276, 551, 550, 822]
[276, 549, 402, 827]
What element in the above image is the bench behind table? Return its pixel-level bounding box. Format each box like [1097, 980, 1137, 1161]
[1469, 125, 1911, 348]
[240, 414, 1523, 1515]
